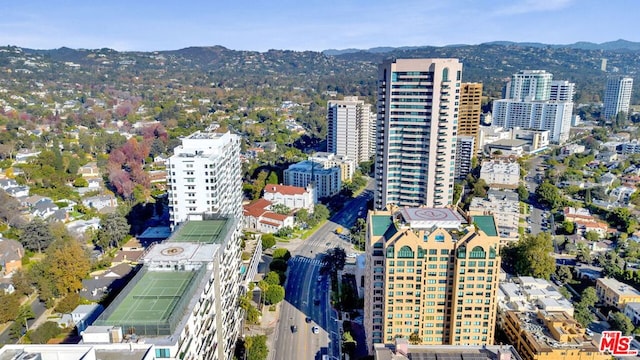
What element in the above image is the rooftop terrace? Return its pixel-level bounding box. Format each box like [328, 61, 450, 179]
[169, 219, 231, 244]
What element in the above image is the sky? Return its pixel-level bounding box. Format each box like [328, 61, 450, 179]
[0, 0, 638, 52]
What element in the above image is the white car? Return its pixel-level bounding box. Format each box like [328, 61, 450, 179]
[347, 253, 358, 258]
[312, 326, 319, 334]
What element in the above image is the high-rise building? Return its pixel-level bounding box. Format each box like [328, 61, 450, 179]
[85, 218, 244, 360]
[375, 58, 462, 209]
[458, 83, 483, 154]
[364, 207, 501, 352]
[492, 70, 574, 143]
[167, 131, 242, 228]
[454, 136, 474, 180]
[327, 96, 375, 163]
[603, 75, 633, 120]
[283, 160, 341, 198]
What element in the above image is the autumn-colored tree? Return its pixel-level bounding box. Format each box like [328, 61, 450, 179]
[46, 239, 91, 295]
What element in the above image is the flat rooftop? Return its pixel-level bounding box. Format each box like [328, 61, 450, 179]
[94, 268, 204, 336]
[472, 216, 498, 236]
[398, 208, 467, 229]
[170, 219, 230, 244]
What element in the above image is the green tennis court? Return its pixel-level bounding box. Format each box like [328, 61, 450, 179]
[170, 219, 229, 244]
[104, 271, 195, 325]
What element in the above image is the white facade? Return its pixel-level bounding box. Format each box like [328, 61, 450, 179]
[309, 152, 356, 181]
[263, 184, 316, 212]
[283, 160, 341, 198]
[480, 160, 520, 188]
[603, 76, 633, 119]
[167, 131, 242, 228]
[327, 96, 374, 163]
[375, 58, 462, 209]
[469, 190, 520, 244]
[505, 70, 553, 101]
[455, 136, 475, 180]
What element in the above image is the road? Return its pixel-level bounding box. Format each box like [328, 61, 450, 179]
[0, 295, 47, 345]
[525, 156, 553, 238]
[271, 183, 373, 360]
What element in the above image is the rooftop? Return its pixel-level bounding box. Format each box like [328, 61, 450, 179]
[597, 277, 640, 296]
[472, 216, 498, 236]
[169, 219, 231, 244]
[371, 214, 395, 237]
[398, 207, 467, 229]
[94, 267, 205, 336]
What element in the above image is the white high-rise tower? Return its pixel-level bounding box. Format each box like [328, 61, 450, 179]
[603, 76, 633, 120]
[326, 96, 374, 163]
[167, 131, 242, 228]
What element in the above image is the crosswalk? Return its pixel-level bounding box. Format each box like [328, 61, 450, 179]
[289, 257, 322, 266]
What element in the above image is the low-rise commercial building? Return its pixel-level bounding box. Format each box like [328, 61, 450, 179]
[263, 184, 316, 212]
[480, 159, 521, 189]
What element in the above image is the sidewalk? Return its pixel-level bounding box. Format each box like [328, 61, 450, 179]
[242, 301, 281, 359]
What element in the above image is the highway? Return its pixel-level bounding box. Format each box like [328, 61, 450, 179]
[271, 183, 373, 360]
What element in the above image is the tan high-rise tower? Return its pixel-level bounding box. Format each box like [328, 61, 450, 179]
[374, 59, 462, 210]
[364, 207, 501, 353]
[458, 83, 483, 154]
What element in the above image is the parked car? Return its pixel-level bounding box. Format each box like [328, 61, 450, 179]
[312, 326, 319, 334]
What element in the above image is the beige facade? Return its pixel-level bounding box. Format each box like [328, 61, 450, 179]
[364, 207, 501, 353]
[503, 310, 607, 360]
[459, 83, 483, 154]
[374, 58, 462, 209]
[327, 96, 374, 163]
[596, 277, 640, 310]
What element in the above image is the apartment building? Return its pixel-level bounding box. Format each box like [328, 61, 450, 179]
[84, 218, 245, 360]
[167, 131, 242, 228]
[283, 160, 341, 198]
[374, 58, 462, 209]
[480, 159, 521, 188]
[309, 151, 356, 182]
[455, 136, 475, 180]
[596, 277, 640, 310]
[327, 96, 375, 163]
[603, 76, 633, 119]
[364, 207, 501, 352]
[503, 310, 607, 360]
[459, 83, 483, 154]
[373, 339, 522, 360]
[469, 189, 520, 245]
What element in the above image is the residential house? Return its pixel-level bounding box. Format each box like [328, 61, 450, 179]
[66, 218, 101, 238]
[58, 304, 104, 332]
[595, 151, 618, 163]
[0, 179, 18, 190]
[15, 149, 41, 163]
[610, 185, 636, 205]
[599, 172, 617, 187]
[0, 238, 24, 275]
[621, 175, 640, 188]
[80, 263, 136, 302]
[31, 199, 59, 219]
[0, 282, 15, 295]
[78, 162, 100, 178]
[82, 194, 117, 211]
[624, 302, 640, 326]
[243, 199, 295, 234]
[263, 184, 316, 212]
[5, 185, 29, 198]
[560, 143, 586, 156]
[574, 219, 608, 238]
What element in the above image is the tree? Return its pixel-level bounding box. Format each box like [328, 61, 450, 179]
[536, 181, 563, 209]
[0, 293, 20, 323]
[581, 287, 598, 308]
[11, 269, 33, 297]
[54, 292, 81, 314]
[46, 238, 91, 295]
[245, 334, 269, 360]
[322, 247, 347, 275]
[517, 184, 529, 201]
[73, 177, 89, 187]
[251, 171, 268, 200]
[610, 312, 635, 336]
[266, 171, 278, 185]
[585, 230, 600, 242]
[96, 213, 130, 251]
[264, 284, 285, 305]
[28, 321, 62, 343]
[272, 248, 291, 261]
[264, 271, 281, 286]
[562, 221, 575, 235]
[270, 204, 290, 215]
[20, 218, 55, 253]
[261, 234, 276, 249]
[409, 331, 420, 345]
[506, 233, 555, 279]
[295, 208, 309, 225]
[556, 266, 573, 284]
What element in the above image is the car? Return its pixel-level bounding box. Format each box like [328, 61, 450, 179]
[291, 325, 297, 333]
[305, 317, 312, 323]
[317, 276, 323, 281]
[312, 326, 319, 334]
[586, 328, 594, 336]
[347, 253, 357, 258]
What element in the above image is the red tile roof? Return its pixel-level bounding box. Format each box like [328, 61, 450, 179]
[264, 184, 307, 196]
[263, 212, 288, 222]
[243, 199, 272, 218]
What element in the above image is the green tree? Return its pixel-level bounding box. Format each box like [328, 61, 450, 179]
[28, 321, 62, 344]
[245, 334, 269, 360]
[261, 234, 276, 249]
[556, 266, 573, 284]
[506, 233, 555, 279]
[536, 181, 563, 209]
[584, 230, 600, 242]
[270, 204, 290, 215]
[96, 213, 130, 251]
[322, 247, 347, 276]
[0, 293, 20, 323]
[266, 171, 278, 185]
[272, 248, 291, 261]
[581, 287, 598, 308]
[610, 312, 635, 336]
[252, 171, 269, 200]
[264, 284, 285, 305]
[295, 208, 309, 225]
[54, 292, 81, 314]
[11, 269, 33, 297]
[73, 177, 89, 188]
[562, 221, 575, 235]
[264, 271, 281, 286]
[517, 184, 529, 201]
[408, 331, 420, 345]
[20, 218, 55, 253]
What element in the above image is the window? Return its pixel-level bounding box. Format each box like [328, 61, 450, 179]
[398, 246, 415, 258]
[469, 246, 485, 259]
[442, 68, 449, 82]
[155, 349, 170, 358]
[457, 246, 466, 259]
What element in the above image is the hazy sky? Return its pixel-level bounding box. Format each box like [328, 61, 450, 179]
[0, 0, 637, 52]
